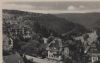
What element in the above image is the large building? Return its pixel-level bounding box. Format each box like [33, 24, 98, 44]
[87, 42, 100, 63]
[3, 34, 13, 52]
[46, 38, 63, 60]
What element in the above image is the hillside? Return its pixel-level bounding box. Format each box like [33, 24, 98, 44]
[92, 20, 100, 28]
[3, 9, 87, 37]
[55, 13, 100, 28]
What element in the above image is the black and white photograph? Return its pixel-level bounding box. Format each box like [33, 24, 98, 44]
[2, 0, 100, 63]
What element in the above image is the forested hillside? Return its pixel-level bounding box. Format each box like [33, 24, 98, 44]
[3, 9, 87, 37]
[55, 13, 100, 28]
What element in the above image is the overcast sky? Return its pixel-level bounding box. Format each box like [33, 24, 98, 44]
[3, 1, 100, 13]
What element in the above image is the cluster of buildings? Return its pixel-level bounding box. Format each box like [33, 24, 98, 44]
[45, 30, 100, 63]
[3, 29, 100, 63]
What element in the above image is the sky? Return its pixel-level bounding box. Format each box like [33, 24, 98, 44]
[3, 1, 100, 14]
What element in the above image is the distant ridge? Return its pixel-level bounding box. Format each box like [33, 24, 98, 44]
[54, 12, 100, 28]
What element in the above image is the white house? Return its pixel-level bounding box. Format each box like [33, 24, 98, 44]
[46, 38, 62, 60]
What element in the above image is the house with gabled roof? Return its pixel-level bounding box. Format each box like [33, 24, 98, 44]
[46, 38, 63, 60]
[85, 41, 100, 63]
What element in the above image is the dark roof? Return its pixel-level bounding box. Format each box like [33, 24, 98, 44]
[48, 38, 62, 49]
[3, 53, 24, 63]
[3, 34, 9, 42]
